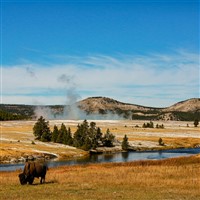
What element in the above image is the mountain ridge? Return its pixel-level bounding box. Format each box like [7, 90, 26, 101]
[77, 96, 199, 112]
[1, 97, 200, 121]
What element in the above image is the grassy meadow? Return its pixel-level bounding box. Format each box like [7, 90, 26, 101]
[0, 120, 200, 199]
[0, 155, 200, 200]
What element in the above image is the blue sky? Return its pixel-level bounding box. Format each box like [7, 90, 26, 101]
[1, 0, 199, 107]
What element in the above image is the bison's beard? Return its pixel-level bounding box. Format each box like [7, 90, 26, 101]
[19, 173, 27, 185]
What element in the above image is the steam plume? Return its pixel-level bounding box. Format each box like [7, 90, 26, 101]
[34, 74, 126, 120]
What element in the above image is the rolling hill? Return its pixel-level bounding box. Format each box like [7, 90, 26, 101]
[1, 97, 199, 121]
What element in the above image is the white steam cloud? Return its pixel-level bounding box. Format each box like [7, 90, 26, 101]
[34, 73, 124, 120]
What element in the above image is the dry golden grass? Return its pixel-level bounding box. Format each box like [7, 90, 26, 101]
[0, 155, 200, 200]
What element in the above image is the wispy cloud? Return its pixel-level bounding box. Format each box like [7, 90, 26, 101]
[2, 50, 199, 107]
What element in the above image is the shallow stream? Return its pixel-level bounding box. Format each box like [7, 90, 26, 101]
[1, 148, 200, 172]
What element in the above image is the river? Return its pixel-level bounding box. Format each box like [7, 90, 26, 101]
[0, 148, 200, 172]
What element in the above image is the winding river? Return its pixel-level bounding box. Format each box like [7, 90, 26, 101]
[0, 148, 200, 172]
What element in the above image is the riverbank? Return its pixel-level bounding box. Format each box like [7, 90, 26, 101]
[0, 154, 199, 200]
[0, 142, 192, 164]
[0, 140, 89, 164]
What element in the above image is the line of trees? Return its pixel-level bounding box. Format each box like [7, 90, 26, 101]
[33, 116, 116, 151]
[0, 110, 28, 121]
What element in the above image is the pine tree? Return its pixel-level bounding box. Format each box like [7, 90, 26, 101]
[96, 127, 103, 145]
[122, 135, 129, 150]
[89, 122, 98, 149]
[56, 123, 66, 143]
[41, 131, 51, 142]
[67, 127, 73, 145]
[73, 124, 86, 148]
[52, 125, 59, 142]
[56, 131, 63, 143]
[62, 126, 68, 145]
[194, 119, 199, 127]
[73, 120, 103, 150]
[74, 120, 90, 150]
[103, 129, 115, 147]
[33, 116, 51, 141]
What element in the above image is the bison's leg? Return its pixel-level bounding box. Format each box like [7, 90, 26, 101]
[28, 176, 34, 185]
[40, 176, 45, 184]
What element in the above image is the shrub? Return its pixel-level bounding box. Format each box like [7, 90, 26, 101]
[158, 138, 164, 146]
[156, 124, 164, 129]
[194, 119, 199, 127]
[143, 121, 154, 128]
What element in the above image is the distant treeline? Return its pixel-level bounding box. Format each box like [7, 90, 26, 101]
[0, 110, 29, 121]
[132, 111, 200, 121]
[1, 104, 199, 121]
[0, 104, 34, 121]
[166, 111, 200, 121]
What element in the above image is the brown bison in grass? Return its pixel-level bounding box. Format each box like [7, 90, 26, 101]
[19, 162, 48, 185]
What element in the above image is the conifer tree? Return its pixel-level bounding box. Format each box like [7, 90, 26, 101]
[67, 127, 73, 145]
[194, 119, 199, 127]
[96, 127, 103, 144]
[33, 116, 51, 141]
[73, 124, 85, 148]
[56, 123, 66, 143]
[73, 120, 103, 150]
[89, 122, 98, 149]
[122, 134, 129, 150]
[103, 129, 115, 147]
[52, 125, 59, 142]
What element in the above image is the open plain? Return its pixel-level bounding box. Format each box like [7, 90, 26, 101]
[0, 120, 200, 199]
[0, 120, 200, 163]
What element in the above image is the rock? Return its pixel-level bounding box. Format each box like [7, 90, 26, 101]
[18, 157, 26, 162]
[90, 146, 123, 154]
[27, 155, 34, 161]
[45, 155, 51, 160]
[10, 158, 17, 163]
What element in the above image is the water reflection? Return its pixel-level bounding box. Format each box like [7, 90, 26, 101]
[104, 154, 116, 162]
[1, 148, 200, 171]
[122, 152, 129, 161]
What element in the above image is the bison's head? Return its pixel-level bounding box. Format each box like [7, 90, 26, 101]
[18, 173, 27, 185]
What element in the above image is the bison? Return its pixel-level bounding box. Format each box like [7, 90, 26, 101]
[19, 161, 48, 185]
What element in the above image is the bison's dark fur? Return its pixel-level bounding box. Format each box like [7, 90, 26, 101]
[19, 162, 48, 185]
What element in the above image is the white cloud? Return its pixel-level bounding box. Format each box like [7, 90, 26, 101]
[2, 50, 199, 107]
